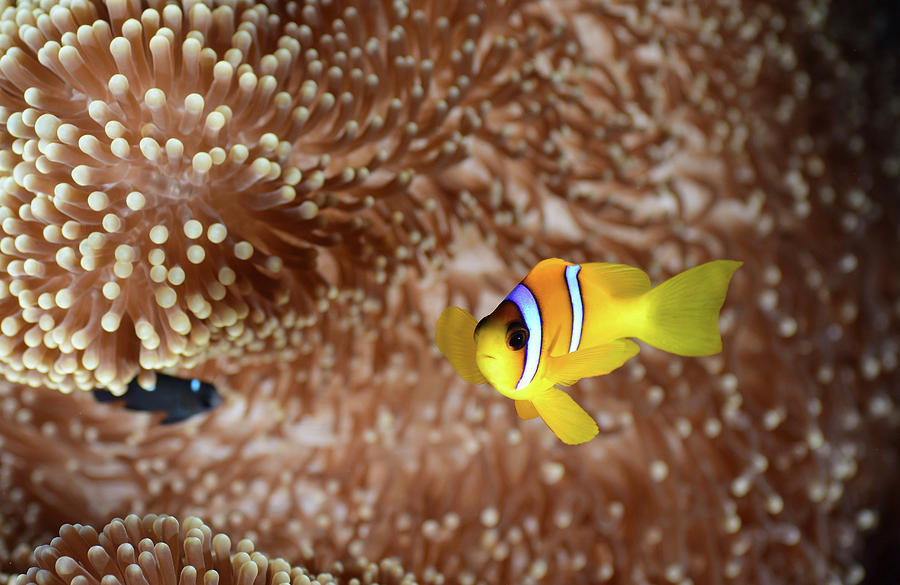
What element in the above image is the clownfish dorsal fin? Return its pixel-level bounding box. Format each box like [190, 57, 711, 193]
[546, 339, 640, 386]
[531, 387, 599, 444]
[436, 306, 487, 384]
[579, 263, 651, 298]
[515, 399, 539, 420]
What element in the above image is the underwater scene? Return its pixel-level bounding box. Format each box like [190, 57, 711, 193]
[0, 1, 898, 584]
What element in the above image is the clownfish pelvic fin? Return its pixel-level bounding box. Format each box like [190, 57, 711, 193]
[639, 260, 742, 356]
[436, 306, 487, 384]
[531, 387, 599, 445]
[515, 400, 539, 419]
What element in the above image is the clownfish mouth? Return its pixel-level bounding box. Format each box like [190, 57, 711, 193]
[477, 354, 497, 361]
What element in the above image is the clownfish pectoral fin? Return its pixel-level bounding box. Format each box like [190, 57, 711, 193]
[532, 388, 599, 445]
[579, 263, 651, 298]
[515, 399, 539, 420]
[546, 339, 640, 386]
[436, 306, 488, 384]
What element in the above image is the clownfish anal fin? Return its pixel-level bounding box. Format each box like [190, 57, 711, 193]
[515, 399, 539, 419]
[547, 339, 640, 386]
[436, 306, 488, 384]
[579, 263, 651, 298]
[532, 388, 599, 445]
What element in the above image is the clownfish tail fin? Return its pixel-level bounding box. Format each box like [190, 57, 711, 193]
[640, 260, 742, 356]
[436, 306, 488, 384]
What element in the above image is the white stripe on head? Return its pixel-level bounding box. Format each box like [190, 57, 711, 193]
[505, 284, 542, 390]
[565, 264, 584, 353]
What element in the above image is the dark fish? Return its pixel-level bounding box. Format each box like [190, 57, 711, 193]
[93, 373, 222, 423]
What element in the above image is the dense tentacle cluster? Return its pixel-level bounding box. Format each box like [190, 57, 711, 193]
[8, 514, 415, 585]
[0, 1, 898, 585]
[0, 0, 583, 392]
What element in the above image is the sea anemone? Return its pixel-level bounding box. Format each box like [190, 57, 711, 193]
[10, 514, 415, 585]
[0, 0, 501, 393]
[1, 0, 899, 585]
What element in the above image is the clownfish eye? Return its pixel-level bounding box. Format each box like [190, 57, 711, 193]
[507, 327, 528, 351]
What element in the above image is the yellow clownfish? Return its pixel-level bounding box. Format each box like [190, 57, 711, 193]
[436, 258, 741, 445]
